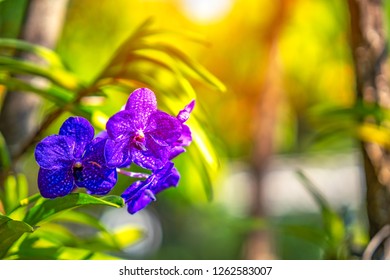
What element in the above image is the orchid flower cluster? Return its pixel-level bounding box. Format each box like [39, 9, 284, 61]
[34, 88, 195, 214]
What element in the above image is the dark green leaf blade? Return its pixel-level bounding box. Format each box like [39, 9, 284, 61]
[0, 215, 34, 258]
[50, 210, 109, 232]
[81, 226, 144, 252]
[23, 193, 124, 226]
[3, 174, 28, 215]
[295, 170, 347, 258]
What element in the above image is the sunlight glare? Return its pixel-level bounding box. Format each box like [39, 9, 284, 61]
[180, 0, 233, 23]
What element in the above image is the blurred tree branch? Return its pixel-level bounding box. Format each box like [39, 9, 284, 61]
[244, 0, 296, 260]
[347, 0, 390, 258]
[362, 224, 390, 259]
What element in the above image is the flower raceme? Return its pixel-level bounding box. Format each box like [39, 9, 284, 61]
[34, 88, 195, 214]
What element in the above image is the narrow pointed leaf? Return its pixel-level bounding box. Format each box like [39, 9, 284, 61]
[0, 38, 63, 67]
[0, 77, 73, 105]
[23, 193, 124, 226]
[0, 132, 11, 171]
[3, 174, 28, 215]
[0, 56, 80, 90]
[150, 44, 226, 92]
[82, 226, 143, 252]
[0, 215, 34, 258]
[0, 77, 91, 118]
[50, 210, 109, 232]
[295, 170, 346, 246]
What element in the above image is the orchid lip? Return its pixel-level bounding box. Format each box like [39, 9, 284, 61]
[134, 130, 145, 141]
[73, 161, 84, 182]
[132, 130, 147, 151]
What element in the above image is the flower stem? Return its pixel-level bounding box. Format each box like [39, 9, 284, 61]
[116, 168, 149, 179]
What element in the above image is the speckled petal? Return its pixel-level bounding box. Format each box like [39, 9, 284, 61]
[38, 167, 74, 198]
[35, 135, 75, 169]
[124, 88, 157, 129]
[104, 138, 132, 168]
[169, 146, 185, 160]
[126, 189, 156, 214]
[146, 111, 182, 145]
[151, 162, 180, 194]
[132, 137, 170, 170]
[59, 116, 94, 158]
[121, 162, 180, 214]
[177, 124, 192, 146]
[106, 110, 137, 141]
[121, 180, 144, 201]
[76, 138, 117, 195]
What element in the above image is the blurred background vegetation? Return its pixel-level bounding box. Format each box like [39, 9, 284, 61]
[2, 0, 390, 260]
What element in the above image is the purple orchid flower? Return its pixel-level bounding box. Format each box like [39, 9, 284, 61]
[104, 88, 182, 170]
[121, 162, 180, 214]
[170, 99, 195, 160]
[34, 117, 117, 198]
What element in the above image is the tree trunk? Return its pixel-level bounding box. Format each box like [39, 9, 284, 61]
[0, 0, 68, 159]
[347, 0, 390, 258]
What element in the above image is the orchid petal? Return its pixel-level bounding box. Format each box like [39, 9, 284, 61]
[35, 135, 75, 169]
[124, 88, 157, 129]
[77, 138, 117, 194]
[147, 110, 182, 145]
[38, 167, 74, 198]
[106, 110, 136, 141]
[104, 138, 132, 168]
[59, 116, 94, 158]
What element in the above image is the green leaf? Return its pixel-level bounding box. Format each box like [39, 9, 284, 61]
[50, 210, 108, 232]
[56, 246, 121, 260]
[11, 193, 41, 212]
[0, 77, 92, 118]
[295, 170, 347, 258]
[100, 18, 161, 70]
[0, 215, 34, 259]
[3, 174, 28, 215]
[186, 117, 221, 202]
[0, 76, 73, 105]
[16, 221, 120, 260]
[23, 193, 124, 226]
[277, 223, 327, 247]
[82, 226, 144, 252]
[0, 131, 10, 171]
[96, 19, 225, 92]
[122, 52, 198, 99]
[0, 56, 80, 90]
[148, 44, 226, 92]
[295, 170, 331, 211]
[0, 38, 63, 67]
[23, 223, 79, 247]
[103, 44, 225, 92]
[15, 242, 121, 260]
